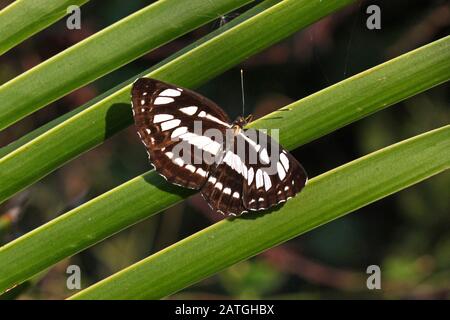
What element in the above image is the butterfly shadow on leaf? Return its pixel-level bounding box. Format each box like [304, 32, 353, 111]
[227, 203, 286, 222]
[104, 102, 134, 140]
[142, 171, 196, 199]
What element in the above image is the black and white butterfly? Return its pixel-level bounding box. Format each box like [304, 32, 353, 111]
[131, 78, 307, 216]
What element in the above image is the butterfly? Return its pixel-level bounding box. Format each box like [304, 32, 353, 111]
[131, 78, 308, 216]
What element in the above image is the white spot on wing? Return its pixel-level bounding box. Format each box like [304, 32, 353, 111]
[223, 187, 231, 195]
[215, 182, 223, 190]
[154, 97, 174, 105]
[247, 167, 254, 185]
[232, 154, 242, 174]
[223, 151, 232, 166]
[242, 164, 248, 179]
[161, 119, 181, 131]
[185, 164, 196, 173]
[277, 162, 286, 180]
[208, 176, 217, 184]
[188, 136, 211, 149]
[179, 132, 195, 140]
[179, 133, 221, 156]
[260, 148, 270, 164]
[204, 113, 231, 127]
[203, 142, 222, 155]
[173, 157, 184, 167]
[179, 106, 198, 115]
[232, 192, 240, 199]
[160, 89, 181, 97]
[223, 152, 243, 174]
[255, 169, 264, 189]
[171, 126, 188, 139]
[280, 153, 289, 171]
[263, 171, 272, 191]
[196, 168, 207, 177]
[166, 152, 173, 159]
[153, 114, 173, 123]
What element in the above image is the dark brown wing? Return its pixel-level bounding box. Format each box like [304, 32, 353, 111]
[201, 128, 307, 215]
[131, 78, 231, 189]
[200, 155, 247, 216]
[240, 128, 307, 211]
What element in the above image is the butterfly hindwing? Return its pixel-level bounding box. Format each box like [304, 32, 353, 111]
[131, 78, 231, 189]
[201, 128, 307, 215]
[241, 133, 307, 211]
[200, 158, 247, 216]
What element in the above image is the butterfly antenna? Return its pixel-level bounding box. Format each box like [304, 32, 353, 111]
[240, 68, 245, 117]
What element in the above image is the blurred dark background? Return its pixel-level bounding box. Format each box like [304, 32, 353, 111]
[0, 0, 449, 299]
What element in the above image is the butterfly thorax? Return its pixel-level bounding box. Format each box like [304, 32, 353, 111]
[231, 114, 253, 134]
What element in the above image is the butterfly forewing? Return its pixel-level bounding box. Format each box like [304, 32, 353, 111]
[131, 78, 230, 189]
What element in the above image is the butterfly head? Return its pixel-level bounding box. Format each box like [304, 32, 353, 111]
[232, 114, 253, 128]
[232, 114, 253, 134]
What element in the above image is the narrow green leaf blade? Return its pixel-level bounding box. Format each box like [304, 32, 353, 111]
[0, 0, 89, 55]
